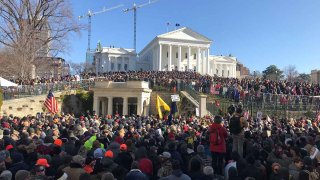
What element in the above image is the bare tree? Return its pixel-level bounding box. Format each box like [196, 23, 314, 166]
[0, 0, 82, 78]
[283, 65, 299, 82]
[69, 61, 85, 75]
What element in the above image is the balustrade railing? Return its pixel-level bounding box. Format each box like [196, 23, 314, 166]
[2, 80, 95, 100]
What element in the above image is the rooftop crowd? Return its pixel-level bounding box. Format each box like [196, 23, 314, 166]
[0, 105, 319, 180]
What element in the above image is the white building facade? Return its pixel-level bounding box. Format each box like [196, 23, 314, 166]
[209, 56, 237, 78]
[138, 27, 211, 73]
[94, 27, 237, 78]
[95, 47, 137, 73]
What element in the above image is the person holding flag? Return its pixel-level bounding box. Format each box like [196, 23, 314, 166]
[44, 90, 59, 114]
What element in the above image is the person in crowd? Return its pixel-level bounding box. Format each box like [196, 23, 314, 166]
[195, 145, 212, 167]
[63, 155, 86, 180]
[225, 152, 240, 180]
[239, 155, 263, 180]
[160, 159, 191, 180]
[209, 115, 228, 175]
[229, 107, 248, 158]
[157, 151, 173, 178]
[125, 161, 148, 180]
[188, 157, 206, 180]
[289, 157, 304, 180]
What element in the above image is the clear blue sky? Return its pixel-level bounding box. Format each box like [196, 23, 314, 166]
[66, 0, 320, 74]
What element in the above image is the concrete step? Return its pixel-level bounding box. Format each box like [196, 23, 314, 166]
[180, 91, 199, 107]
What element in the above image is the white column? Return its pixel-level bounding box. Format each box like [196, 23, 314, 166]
[101, 99, 106, 116]
[137, 96, 142, 115]
[152, 48, 157, 70]
[107, 96, 113, 115]
[178, 46, 182, 71]
[168, 45, 172, 71]
[159, 44, 162, 71]
[206, 48, 210, 74]
[197, 47, 201, 73]
[123, 97, 128, 115]
[107, 57, 111, 71]
[93, 96, 99, 115]
[211, 61, 215, 76]
[121, 58, 124, 71]
[188, 46, 191, 70]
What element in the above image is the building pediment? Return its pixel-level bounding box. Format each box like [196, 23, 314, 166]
[101, 47, 136, 55]
[157, 27, 212, 43]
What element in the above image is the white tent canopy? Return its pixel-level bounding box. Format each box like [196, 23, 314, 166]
[0, 77, 18, 87]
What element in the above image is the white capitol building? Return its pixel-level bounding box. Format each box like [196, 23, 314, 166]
[94, 27, 237, 78]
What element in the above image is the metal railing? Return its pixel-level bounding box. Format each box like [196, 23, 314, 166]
[2, 81, 95, 100]
[206, 89, 320, 118]
[182, 84, 200, 103]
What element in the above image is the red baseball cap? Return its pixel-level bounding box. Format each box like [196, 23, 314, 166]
[36, 158, 50, 167]
[5, 145, 14, 151]
[54, 139, 63, 147]
[120, 144, 127, 151]
[105, 150, 113, 158]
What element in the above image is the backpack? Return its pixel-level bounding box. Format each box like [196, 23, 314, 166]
[229, 116, 242, 135]
[210, 128, 222, 145]
[303, 169, 319, 180]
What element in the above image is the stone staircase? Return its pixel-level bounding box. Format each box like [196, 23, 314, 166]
[180, 91, 199, 107]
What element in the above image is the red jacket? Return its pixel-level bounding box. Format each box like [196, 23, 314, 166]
[209, 123, 228, 153]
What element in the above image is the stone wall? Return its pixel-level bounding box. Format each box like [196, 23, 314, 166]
[1, 90, 77, 117]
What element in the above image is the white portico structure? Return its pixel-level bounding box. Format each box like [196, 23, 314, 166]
[138, 27, 212, 74]
[95, 46, 137, 73]
[92, 81, 152, 116]
[209, 55, 237, 78]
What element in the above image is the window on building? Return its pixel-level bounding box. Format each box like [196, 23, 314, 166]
[222, 70, 224, 77]
[111, 63, 114, 70]
[228, 70, 230, 77]
[124, 64, 128, 71]
[194, 66, 196, 71]
[176, 52, 178, 58]
[185, 53, 188, 59]
[216, 69, 218, 75]
[118, 64, 121, 71]
[185, 66, 187, 71]
[167, 52, 168, 58]
[194, 53, 196, 60]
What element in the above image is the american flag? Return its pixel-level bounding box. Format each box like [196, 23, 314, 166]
[44, 91, 58, 113]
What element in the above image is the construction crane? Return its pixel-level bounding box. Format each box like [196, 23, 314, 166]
[123, 0, 159, 50]
[79, 4, 123, 52]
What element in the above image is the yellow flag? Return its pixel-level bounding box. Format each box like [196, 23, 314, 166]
[156, 95, 170, 119]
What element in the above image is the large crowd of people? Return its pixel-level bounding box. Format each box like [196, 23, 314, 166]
[0, 105, 319, 180]
[1, 71, 320, 180]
